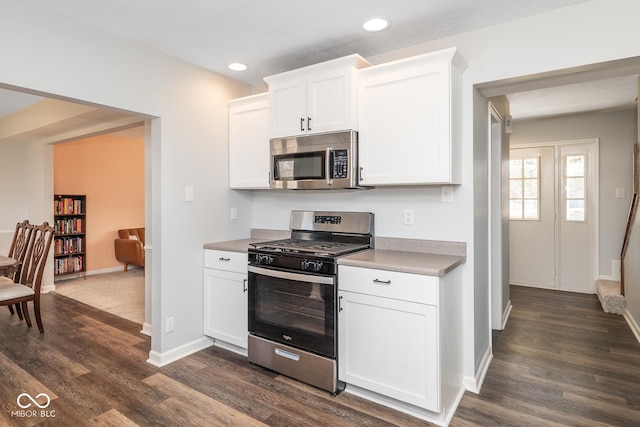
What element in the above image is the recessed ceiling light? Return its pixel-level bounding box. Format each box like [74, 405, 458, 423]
[363, 17, 390, 32]
[228, 63, 247, 71]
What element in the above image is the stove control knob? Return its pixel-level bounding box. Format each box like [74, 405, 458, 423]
[258, 254, 274, 265]
[302, 260, 323, 272]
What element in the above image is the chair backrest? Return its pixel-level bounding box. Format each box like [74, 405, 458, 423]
[20, 222, 54, 292]
[7, 220, 34, 282]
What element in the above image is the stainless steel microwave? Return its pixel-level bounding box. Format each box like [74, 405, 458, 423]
[270, 130, 361, 190]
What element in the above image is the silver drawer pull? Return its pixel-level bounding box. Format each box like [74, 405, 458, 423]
[275, 348, 300, 361]
[373, 279, 391, 285]
[218, 257, 231, 261]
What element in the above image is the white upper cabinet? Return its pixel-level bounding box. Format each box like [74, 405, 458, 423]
[265, 55, 370, 139]
[228, 93, 270, 189]
[358, 48, 466, 186]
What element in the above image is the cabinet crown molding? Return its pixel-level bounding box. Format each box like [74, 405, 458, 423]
[264, 54, 370, 84]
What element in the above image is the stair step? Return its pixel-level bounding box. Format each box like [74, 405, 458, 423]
[596, 279, 626, 315]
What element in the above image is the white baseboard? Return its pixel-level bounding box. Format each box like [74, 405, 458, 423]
[501, 301, 513, 330]
[140, 322, 152, 337]
[344, 384, 448, 426]
[463, 345, 493, 394]
[41, 284, 56, 293]
[623, 309, 640, 344]
[147, 336, 213, 367]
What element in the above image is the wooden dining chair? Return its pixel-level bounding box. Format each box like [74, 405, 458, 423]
[4, 220, 34, 319]
[0, 222, 54, 333]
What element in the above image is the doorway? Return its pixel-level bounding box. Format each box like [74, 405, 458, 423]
[509, 139, 599, 293]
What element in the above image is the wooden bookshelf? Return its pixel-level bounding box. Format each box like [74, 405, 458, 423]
[54, 194, 86, 278]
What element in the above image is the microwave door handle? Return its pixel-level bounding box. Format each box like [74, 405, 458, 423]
[325, 147, 332, 186]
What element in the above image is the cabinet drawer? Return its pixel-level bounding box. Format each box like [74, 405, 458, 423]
[338, 265, 437, 305]
[204, 250, 248, 273]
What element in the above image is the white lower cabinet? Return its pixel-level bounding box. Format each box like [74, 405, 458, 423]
[338, 265, 463, 425]
[338, 290, 439, 410]
[204, 250, 248, 352]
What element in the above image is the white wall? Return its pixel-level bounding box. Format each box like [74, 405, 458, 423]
[511, 109, 637, 278]
[0, 142, 28, 253]
[252, 0, 640, 385]
[625, 76, 640, 338]
[0, 1, 251, 360]
[4, 0, 640, 384]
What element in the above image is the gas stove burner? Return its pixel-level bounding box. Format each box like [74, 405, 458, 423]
[251, 238, 369, 257]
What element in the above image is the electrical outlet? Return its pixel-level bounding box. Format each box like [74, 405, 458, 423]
[166, 316, 174, 333]
[403, 209, 414, 225]
[441, 185, 454, 203]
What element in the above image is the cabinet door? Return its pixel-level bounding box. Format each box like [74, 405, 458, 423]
[229, 94, 270, 189]
[358, 57, 453, 185]
[306, 68, 356, 135]
[269, 77, 307, 138]
[204, 268, 248, 349]
[338, 291, 439, 411]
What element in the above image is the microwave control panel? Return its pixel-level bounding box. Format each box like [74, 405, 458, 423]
[331, 150, 349, 179]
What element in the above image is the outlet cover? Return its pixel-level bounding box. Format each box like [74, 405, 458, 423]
[403, 209, 414, 225]
[441, 185, 454, 203]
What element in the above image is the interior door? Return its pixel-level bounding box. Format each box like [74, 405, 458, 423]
[509, 146, 556, 287]
[557, 143, 597, 293]
[510, 141, 598, 293]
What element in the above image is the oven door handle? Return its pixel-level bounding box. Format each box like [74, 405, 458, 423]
[248, 266, 335, 285]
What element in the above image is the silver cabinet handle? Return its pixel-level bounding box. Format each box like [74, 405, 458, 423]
[218, 257, 230, 261]
[307, 117, 312, 131]
[338, 295, 343, 312]
[243, 278, 247, 292]
[300, 117, 305, 132]
[373, 279, 391, 285]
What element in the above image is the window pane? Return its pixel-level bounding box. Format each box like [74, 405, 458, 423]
[510, 200, 523, 219]
[509, 159, 522, 178]
[567, 199, 585, 221]
[523, 200, 538, 219]
[566, 177, 584, 198]
[566, 155, 584, 177]
[523, 179, 538, 199]
[510, 180, 523, 198]
[523, 158, 538, 178]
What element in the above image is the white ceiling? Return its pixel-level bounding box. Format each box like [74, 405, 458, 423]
[0, 0, 637, 139]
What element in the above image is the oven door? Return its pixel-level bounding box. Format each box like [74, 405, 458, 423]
[248, 265, 336, 358]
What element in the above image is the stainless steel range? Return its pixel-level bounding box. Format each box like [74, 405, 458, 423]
[247, 210, 374, 394]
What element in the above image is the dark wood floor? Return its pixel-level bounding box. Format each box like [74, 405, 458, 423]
[1, 286, 639, 426]
[452, 286, 640, 427]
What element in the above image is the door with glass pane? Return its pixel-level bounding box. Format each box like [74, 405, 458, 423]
[509, 146, 556, 288]
[558, 143, 596, 293]
[509, 141, 597, 293]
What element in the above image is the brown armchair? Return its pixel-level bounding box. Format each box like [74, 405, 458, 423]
[114, 228, 145, 272]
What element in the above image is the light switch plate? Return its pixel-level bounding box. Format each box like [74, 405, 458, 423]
[185, 186, 194, 202]
[615, 187, 626, 199]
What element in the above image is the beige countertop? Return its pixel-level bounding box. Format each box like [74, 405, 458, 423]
[203, 232, 466, 276]
[203, 229, 291, 253]
[338, 249, 465, 276]
[203, 238, 262, 253]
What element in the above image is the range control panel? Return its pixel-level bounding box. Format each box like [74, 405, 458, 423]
[315, 215, 342, 225]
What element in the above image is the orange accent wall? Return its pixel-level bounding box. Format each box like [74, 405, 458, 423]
[54, 130, 144, 272]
